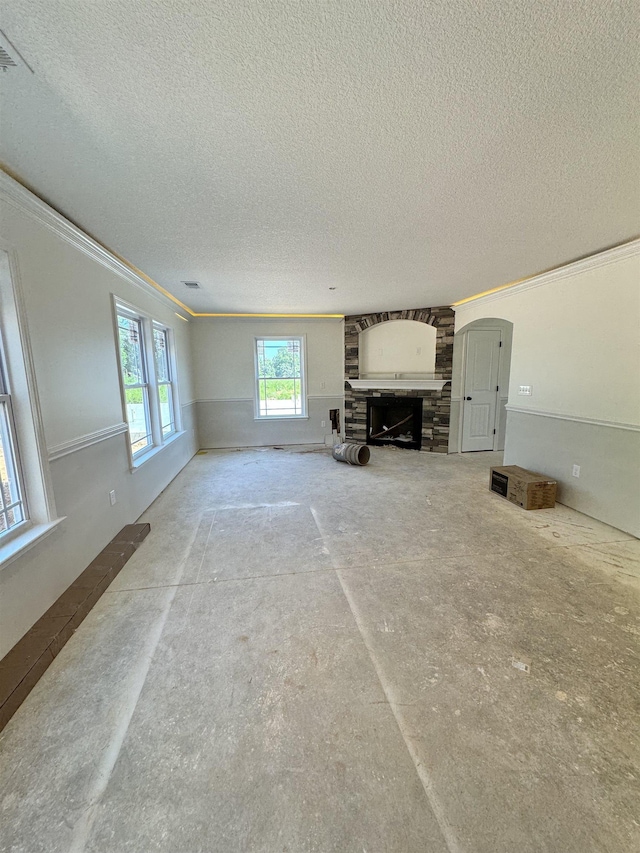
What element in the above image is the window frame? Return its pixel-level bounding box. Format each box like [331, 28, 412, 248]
[254, 335, 307, 420]
[117, 308, 153, 459]
[0, 352, 28, 542]
[114, 297, 181, 468]
[0, 247, 61, 570]
[152, 322, 177, 439]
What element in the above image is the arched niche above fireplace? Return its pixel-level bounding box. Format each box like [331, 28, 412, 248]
[359, 319, 437, 379]
[359, 320, 437, 379]
[351, 319, 445, 391]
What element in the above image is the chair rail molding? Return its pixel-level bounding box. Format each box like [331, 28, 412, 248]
[48, 422, 129, 461]
[505, 405, 640, 432]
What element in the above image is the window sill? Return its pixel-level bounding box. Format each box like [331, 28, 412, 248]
[0, 517, 66, 570]
[254, 415, 309, 421]
[130, 430, 186, 471]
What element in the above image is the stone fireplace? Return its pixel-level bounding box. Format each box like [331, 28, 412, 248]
[344, 307, 454, 452]
[367, 396, 424, 450]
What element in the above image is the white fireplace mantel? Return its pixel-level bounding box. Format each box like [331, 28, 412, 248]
[348, 379, 450, 391]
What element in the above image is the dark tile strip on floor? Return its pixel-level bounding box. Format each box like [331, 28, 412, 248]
[0, 523, 150, 732]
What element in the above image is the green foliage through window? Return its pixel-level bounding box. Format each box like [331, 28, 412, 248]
[257, 340, 301, 379]
[255, 338, 304, 417]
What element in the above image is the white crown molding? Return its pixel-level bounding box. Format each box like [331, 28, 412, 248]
[0, 171, 184, 314]
[454, 239, 640, 311]
[505, 405, 640, 433]
[48, 422, 129, 461]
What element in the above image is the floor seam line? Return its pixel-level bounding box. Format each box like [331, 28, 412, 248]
[105, 537, 635, 594]
[66, 510, 208, 853]
[67, 582, 180, 853]
[326, 538, 635, 569]
[179, 511, 218, 629]
[309, 505, 462, 853]
[105, 564, 338, 592]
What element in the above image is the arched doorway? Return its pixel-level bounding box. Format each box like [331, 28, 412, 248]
[450, 318, 513, 453]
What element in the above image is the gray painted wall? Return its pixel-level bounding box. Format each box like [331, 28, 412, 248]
[453, 243, 640, 535]
[196, 397, 343, 449]
[193, 317, 344, 448]
[0, 182, 198, 657]
[505, 410, 639, 537]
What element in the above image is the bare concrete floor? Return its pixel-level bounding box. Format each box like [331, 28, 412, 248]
[1, 447, 639, 853]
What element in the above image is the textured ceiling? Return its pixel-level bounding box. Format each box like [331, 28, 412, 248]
[0, 1, 638, 314]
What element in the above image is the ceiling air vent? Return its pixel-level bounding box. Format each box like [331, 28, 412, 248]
[0, 30, 33, 73]
[182, 281, 200, 289]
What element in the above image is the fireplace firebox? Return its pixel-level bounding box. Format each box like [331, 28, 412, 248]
[366, 397, 423, 450]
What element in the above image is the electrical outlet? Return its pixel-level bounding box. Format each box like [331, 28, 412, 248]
[321, 420, 326, 428]
[320, 381, 326, 390]
[109, 490, 117, 506]
[518, 385, 533, 396]
[416, 346, 422, 355]
[572, 464, 580, 478]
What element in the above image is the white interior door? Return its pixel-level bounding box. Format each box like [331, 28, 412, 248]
[461, 329, 501, 452]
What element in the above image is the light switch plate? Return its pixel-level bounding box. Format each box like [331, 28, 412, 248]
[518, 385, 532, 396]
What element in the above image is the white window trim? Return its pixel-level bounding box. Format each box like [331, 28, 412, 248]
[113, 296, 183, 470]
[0, 389, 28, 539]
[254, 335, 308, 420]
[152, 321, 178, 440]
[0, 247, 63, 570]
[117, 306, 154, 460]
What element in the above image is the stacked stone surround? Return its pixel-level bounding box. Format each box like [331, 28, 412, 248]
[344, 306, 454, 453]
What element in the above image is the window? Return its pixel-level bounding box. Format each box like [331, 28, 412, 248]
[0, 345, 26, 537]
[153, 325, 176, 437]
[115, 300, 179, 464]
[117, 311, 152, 457]
[255, 336, 306, 418]
[0, 249, 60, 565]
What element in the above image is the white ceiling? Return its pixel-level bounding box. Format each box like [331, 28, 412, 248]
[0, 1, 638, 314]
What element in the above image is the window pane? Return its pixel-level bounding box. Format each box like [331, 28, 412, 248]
[118, 315, 145, 385]
[0, 360, 7, 396]
[256, 338, 304, 417]
[125, 387, 152, 455]
[0, 400, 25, 533]
[153, 327, 170, 382]
[159, 383, 174, 436]
[258, 378, 303, 416]
[257, 339, 300, 379]
[6, 503, 24, 528]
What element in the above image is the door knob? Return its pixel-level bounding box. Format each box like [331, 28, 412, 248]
[465, 396, 472, 400]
